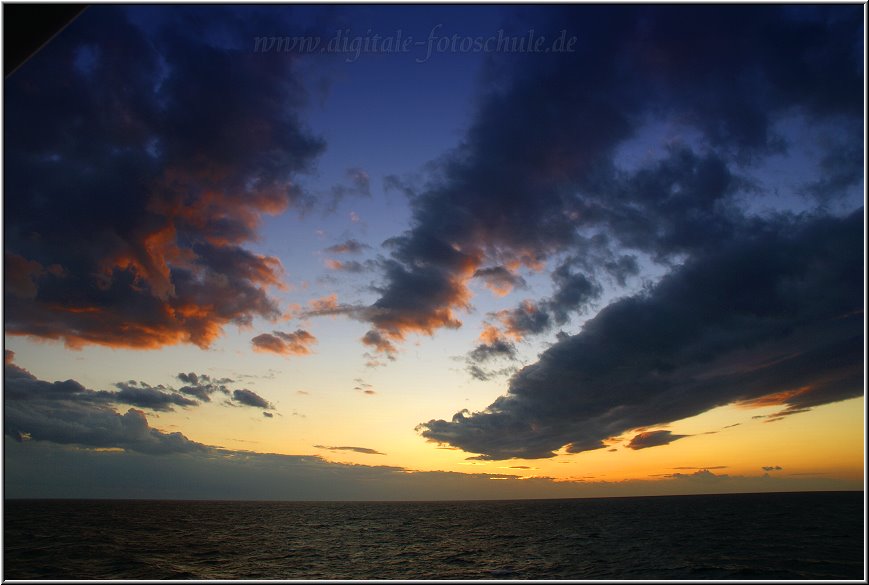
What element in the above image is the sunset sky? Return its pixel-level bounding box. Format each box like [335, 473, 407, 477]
[3, 4, 864, 500]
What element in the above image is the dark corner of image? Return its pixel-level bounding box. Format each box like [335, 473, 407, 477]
[4, 3, 89, 78]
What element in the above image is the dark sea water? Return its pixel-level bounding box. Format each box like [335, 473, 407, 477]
[3, 491, 864, 580]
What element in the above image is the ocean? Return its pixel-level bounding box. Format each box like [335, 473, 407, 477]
[2, 491, 864, 580]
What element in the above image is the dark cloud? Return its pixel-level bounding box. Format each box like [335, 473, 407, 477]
[4, 356, 206, 454]
[419, 212, 863, 459]
[332, 5, 861, 358]
[495, 300, 552, 340]
[232, 389, 274, 410]
[111, 381, 199, 412]
[627, 430, 687, 450]
[314, 445, 386, 455]
[324, 239, 370, 255]
[175, 372, 232, 402]
[251, 329, 317, 356]
[762, 466, 783, 472]
[4, 6, 325, 350]
[545, 263, 602, 325]
[467, 364, 518, 383]
[470, 325, 518, 361]
[496, 262, 604, 339]
[263, 411, 274, 418]
[465, 324, 519, 381]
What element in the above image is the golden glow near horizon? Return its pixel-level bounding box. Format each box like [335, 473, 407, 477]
[5, 281, 865, 498]
[26, 328, 854, 487]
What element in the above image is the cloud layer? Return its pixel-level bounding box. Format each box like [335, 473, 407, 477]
[337, 5, 862, 360]
[4, 352, 207, 455]
[6, 439, 860, 501]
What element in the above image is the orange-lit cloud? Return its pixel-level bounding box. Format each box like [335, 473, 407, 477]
[4, 9, 324, 351]
[479, 323, 505, 345]
[473, 266, 526, 297]
[495, 300, 547, 341]
[251, 329, 317, 356]
[736, 386, 812, 409]
[324, 239, 369, 254]
[309, 294, 339, 313]
[361, 330, 398, 357]
[4, 253, 44, 299]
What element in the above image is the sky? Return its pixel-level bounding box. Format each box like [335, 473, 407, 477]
[2, 4, 865, 500]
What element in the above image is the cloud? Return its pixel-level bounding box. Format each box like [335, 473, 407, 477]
[491, 264, 604, 340]
[465, 324, 519, 381]
[325, 259, 371, 273]
[353, 378, 377, 395]
[762, 466, 783, 472]
[175, 372, 232, 402]
[627, 430, 688, 450]
[419, 212, 863, 459]
[361, 329, 398, 358]
[4, 355, 206, 455]
[307, 294, 340, 313]
[667, 469, 729, 480]
[110, 381, 199, 412]
[251, 329, 317, 356]
[473, 266, 527, 297]
[494, 301, 553, 340]
[232, 389, 274, 410]
[324, 239, 370, 254]
[4, 6, 326, 350]
[314, 445, 386, 455]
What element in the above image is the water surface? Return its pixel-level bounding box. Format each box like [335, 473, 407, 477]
[3, 491, 863, 579]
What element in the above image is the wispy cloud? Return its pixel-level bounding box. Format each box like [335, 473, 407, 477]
[314, 445, 386, 455]
[324, 239, 370, 255]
